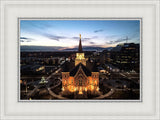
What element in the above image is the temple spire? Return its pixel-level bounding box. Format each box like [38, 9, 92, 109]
[78, 34, 83, 53]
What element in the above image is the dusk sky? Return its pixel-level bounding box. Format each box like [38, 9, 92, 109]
[20, 20, 140, 50]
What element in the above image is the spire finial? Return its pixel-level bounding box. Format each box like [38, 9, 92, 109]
[79, 34, 81, 39]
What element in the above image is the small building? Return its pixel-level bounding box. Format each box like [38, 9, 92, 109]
[97, 67, 107, 73]
[39, 76, 48, 84]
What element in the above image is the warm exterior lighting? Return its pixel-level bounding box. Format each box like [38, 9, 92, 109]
[96, 87, 99, 91]
[61, 35, 99, 97]
[75, 53, 86, 66]
[84, 87, 87, 92]
[75, 34, 87, 66]
[79, 87, 83, 94]
[91, 85, 94, 91]
[36, 66, 45, 72]
[79, 91, 83, 94]
[71, 86, 74, 92]
[74, 87, 77, 91]
[62, 87, 64, 91]
[95, 80, 97, 84]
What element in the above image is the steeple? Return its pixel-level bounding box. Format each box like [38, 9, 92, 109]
[78, 34, 83, 53]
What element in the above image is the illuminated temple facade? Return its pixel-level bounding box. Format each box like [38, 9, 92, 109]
[61, 34, 100, 98]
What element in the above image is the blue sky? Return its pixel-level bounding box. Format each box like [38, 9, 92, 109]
[20, 20, 140, 49]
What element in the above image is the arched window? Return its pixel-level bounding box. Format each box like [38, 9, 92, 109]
[71, 79, 73, 84]
[79, 79, 82, 86]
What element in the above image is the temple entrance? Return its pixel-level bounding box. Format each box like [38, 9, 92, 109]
[78, 87, 83, 94]
[74, 86, 87, 99]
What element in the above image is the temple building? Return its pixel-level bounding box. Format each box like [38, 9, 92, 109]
[61, 34, 100, 98]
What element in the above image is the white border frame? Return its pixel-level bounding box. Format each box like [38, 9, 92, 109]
[0, 0, 159, 120]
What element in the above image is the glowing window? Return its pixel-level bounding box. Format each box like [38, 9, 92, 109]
[71, 79, 73, 84]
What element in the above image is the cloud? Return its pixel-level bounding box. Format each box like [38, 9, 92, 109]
[72, 37, 91, 41]
[20, 37, 34, 42]
[72, 36, 98, 41]
[89, 42, 96, 44]
[20, 40, 25, 42]
[42, 33, 68, 41]
[94, 29, 104, 33]
[72, 37, 79, 40]
[20, 37, 29, 39]
[106, 36, 129, 44]
[83, 37, 92, 41]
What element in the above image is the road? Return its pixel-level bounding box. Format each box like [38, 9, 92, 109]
[47, 88, 67, 99]
[120, 72, 139, 84]
[27, 85, 40, 97]
[46, 68, 61, 81]
[96, 88, 115, 99]
[27, 68, 61, 98]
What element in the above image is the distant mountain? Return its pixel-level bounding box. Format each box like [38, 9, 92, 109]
[104, 47, 113, 51]
[21, 46, 64, 52]
[63, 46, 107, 52]
[21, 46, 109, 52]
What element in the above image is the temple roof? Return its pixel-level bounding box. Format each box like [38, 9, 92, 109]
[61, 61, 75, 72]
[70, 63, 91, 76]
[62, 61, 99, 73]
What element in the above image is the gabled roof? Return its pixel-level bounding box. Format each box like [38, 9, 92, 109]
[70, 63, 91, 76]
[61, 61, 75, 72]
